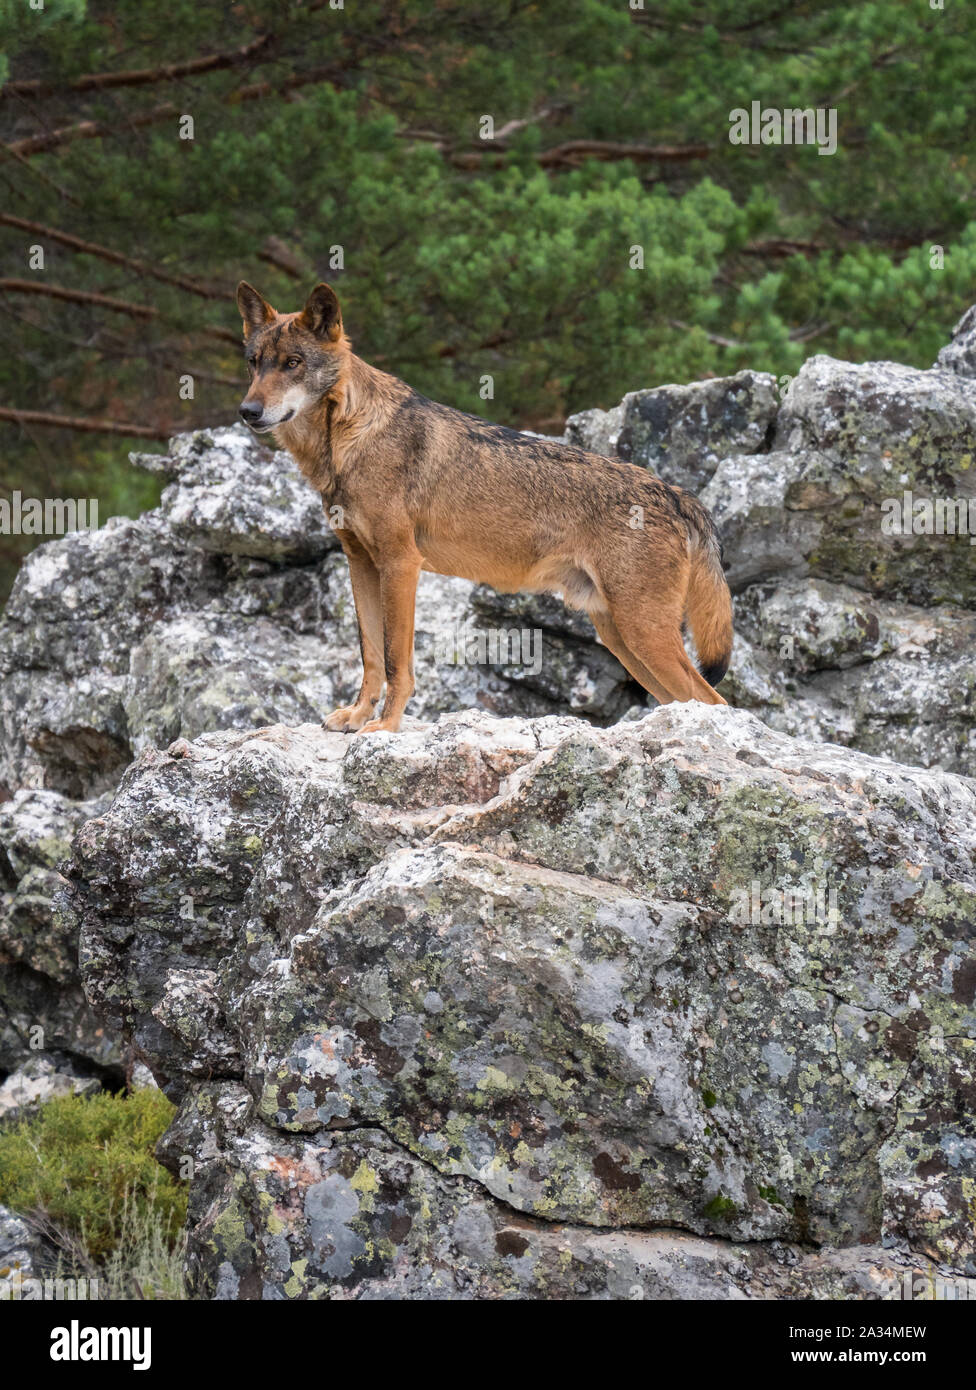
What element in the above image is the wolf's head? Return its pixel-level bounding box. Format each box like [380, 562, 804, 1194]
[236, 281, 348, 432]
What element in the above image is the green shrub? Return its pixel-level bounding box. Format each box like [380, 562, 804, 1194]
[0, 1088, 187, 1265]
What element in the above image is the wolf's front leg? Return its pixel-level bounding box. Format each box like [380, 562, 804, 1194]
[325, 529, 385, 732]
[357, 549, 422, 734]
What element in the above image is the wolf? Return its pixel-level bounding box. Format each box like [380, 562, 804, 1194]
[237, 281, 733, 733]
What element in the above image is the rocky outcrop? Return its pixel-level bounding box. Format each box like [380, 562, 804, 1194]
[2, 343, 974, 806]
[2, 312, 976, 1299]
[64, 705, 976, 1297]
[570, 354, 976, 775]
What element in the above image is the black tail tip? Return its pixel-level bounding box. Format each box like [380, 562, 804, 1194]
[699, 655, 730, 688]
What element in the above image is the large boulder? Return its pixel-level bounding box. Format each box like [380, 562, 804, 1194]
[731, 355, 976, 606]
[0, 788, 118, 1077]
[147, 425, 338, 563]
[566, 370, 779, 493]
[66, 705, 976, 1296]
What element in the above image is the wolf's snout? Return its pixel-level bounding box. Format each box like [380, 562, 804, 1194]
[239, 400, 263, 424]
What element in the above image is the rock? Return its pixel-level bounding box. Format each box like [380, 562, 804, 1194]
[564, 371, 779, 495]
[935, 304, 976, 379]
[0, 788, 118, 1076]
[0, 513, 227, 796]
[706, 355, 976, 605]
[702, 448, 824, 591]
[732, 577, 976, 771]
[67, 705, 976, 1294]
[0, 1056, 101, 1120]
[123, 614, 329, 756]
[0, 1206, 44, 1288]
[563, 402, 626, 459]
[153, 425, 338, 563]
[158, 1082, 973, 1300]
[767, 356, 976, 606]
[613, 371, 780, 491]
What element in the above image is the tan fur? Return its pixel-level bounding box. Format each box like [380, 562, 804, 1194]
[237, 281, 734, 733]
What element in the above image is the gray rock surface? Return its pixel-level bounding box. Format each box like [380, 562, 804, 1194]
[66, 705, 976, 1297]
[0, 1205, 44, 1287]
[0, 1055, 101, 1120]
[566, 370, 780, 494]
[0, 787, 117, 1077]
[150, 425, 338, 563]
[935, 303, 976, 379]
[157, 1083, 975, 1301]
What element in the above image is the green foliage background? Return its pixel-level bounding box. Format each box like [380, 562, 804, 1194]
[1, 0, 974, 597]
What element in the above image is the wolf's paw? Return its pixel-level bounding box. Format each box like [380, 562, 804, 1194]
[324, 704, 373, 732]
[355, 716, 401, 735]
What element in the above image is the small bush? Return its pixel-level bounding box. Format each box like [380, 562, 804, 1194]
[0, 1088, 187, 1267]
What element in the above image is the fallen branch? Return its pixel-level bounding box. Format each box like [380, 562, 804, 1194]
[0, 406, 170, 438]
[0, 213, 226, 297]
[0, 278, 238, 341]
[444, 137, 712, 170]
[1, 34, 273, 99]
[2, 54, 360, 161]
[743, 238, 828, 257]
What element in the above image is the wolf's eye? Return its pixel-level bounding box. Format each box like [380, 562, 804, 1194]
[285, 357, 303, 370]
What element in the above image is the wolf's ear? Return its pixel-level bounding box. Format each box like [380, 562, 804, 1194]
[237, 282, 275, 337]
[298, 283, 342, 342]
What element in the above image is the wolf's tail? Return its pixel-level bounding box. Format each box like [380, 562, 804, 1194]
[684, 507, 733, 688]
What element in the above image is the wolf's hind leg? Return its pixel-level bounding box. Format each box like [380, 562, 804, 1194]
[615, 610, 727, 706]
[590, 610, 671, 706]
